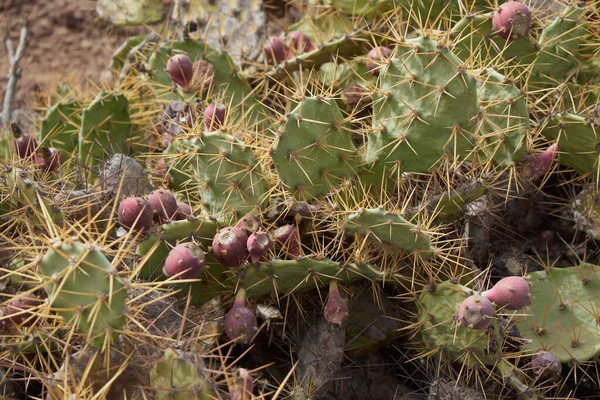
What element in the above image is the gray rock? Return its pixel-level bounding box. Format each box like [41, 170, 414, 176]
[100, 154, 153, 198]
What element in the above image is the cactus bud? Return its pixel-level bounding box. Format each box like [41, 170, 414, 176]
[224, 288, 257, 344]
[324, 281, 348, 326]
[520, 144, 557, 179]
[118, 197, 153, 233]
[14, 132, 38, 159]
[212, 227, 249, 268]
[164, 242, 206, 279]
[35, 147, 61, 173]
[457, 294, 494, 330]
[174, 201, 193, 220]
[482, 276, 532, 310]
[492, 1, 532, 40]
[247, 231, 272, 263]
[264, 36, 289, 63]
[166, 54, 194, 90]
[365, 46, 392, 76]
[203, 102, 227, 132]
[235, 215, 262, 235]
[531, 350, 562, 379]
[6, 293, 41, 326]
[148, 189, 178, 223]
[289, 31, 315, 53]
[273, 224, 301, 259]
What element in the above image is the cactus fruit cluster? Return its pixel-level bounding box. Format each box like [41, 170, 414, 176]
[2, 0, 600, 399]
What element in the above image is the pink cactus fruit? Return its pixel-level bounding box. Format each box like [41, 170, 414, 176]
[289, 30, 315, 54]
[247, 231, 272, 263]
[229, 368, 254, 400]
[365, 46, 392, 76]
[264, 36, 289, 63]
[203, 102, 227, 132]
[212, 227, 249, 268]
[166, 53, 194, 89]
[163, 242, 206, 280]
[324, 281, 349, 326]
[520, 144, 558, 178]
[117, 197, 153, 233]
[457, 294, 494, 330]
[6, 293, 41, 326]
[224, 288, 257, 344]
[273, 224, 301, 259]
[14, 132, 38, 159]
[147, 189, 178, 223]
[235, 215, 262, 235]
[174, 201, 193, 220]
[492, 1, 532, 40]
[531, 350, 562, 379]
[482, 276, 532, 310]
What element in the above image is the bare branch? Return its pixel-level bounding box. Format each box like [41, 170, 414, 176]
[2, 20, 29, 127]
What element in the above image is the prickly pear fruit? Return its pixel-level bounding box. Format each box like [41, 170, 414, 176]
[224, 288, 257, 344]
[342, 83, 368, 108]
[235, 215, 261, 235]
[289, 31, 315, 53]
[273, 224, 301, 259]
[229, 368, 254, 400]
[212, 227, 249, 268]
[457, 294, 494, 330]
[482, 276, 532, 310]
[492, 1, 532, 40]
[174, 201, 193, 220]
[118, 197, 153, 233]
[203, 102, 227, 132]
[520, 144, 558, 178]
[14, 132, 37, 159]
[531, 350, 562, 379]
[164, 242, 206, 279]
[167, 54, 193, 90]
[365, 46, 392, 76]
[148, 189, 178, 223]
[264, 36, 289, 63]
[247, 231, 272, 263]
[6, 293, 40, 326]
[324, 281, 348, 326]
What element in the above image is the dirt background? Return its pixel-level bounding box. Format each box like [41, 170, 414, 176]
[0, 0, 147, 110]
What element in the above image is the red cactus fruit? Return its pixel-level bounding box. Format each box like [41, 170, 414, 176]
[482, 276, 532, 310]
[457, 294, 494, 330]
[6, 293, 40, 326]
[520, 144, 558, 178]
[365, 46, 392, 76]
[164, 242, 206, 279]
[203, 102, 227, 132]
[289, 31, 315, 53]
[492, 1, 532, 40]
[224, 288, 257, 344]
[531, 350, 562, 379]
[148, 189, 178, 223]
[212, 227, 249, 268]
[324, 281, 349, 326]
[264, 36, 289, 63]
[118, 197, 153, 233]
[166, 54, 194, 89]
[235, 215, 262, 235]
[229, 368, 254, 400]
[247, 231, 272, 263]
[273, 224, 301, 259]
[174, 201, 193, 220]
[14, 132, 38, 159]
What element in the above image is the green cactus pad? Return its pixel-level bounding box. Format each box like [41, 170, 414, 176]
[240, 259, 385, 297]
[423, 181, 488, 223]
[517, 264, 600, 363]
[97, 0, 164, 27]
[330, 0, 391, 16]
[343, 208, 434, 258]
[368, 36, 478, 173]
[473, 68, 529, 166]
[541, 114, 599, 180]
[164, 132, 267, 221]
[150, 348, 215, 400]
[40, 100, 83, 155]
[38, 242, 127, 348]
[78, 91, 132, 170]
[271, 96, 361, 199]
[110, 35, 146, 73]
[417, 280, 500, 367]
